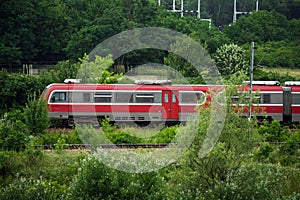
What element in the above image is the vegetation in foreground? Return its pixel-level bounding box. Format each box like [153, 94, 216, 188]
[0, 83, 300, 199]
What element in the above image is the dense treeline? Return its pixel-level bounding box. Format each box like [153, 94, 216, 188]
[1, 0, 299, 70]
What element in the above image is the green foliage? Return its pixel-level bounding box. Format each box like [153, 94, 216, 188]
[101, 120, 142, 144]
[1, 0, 299, 66]
[0, 177, 67, 200]
[224, 11, 289, 44]
[77, 54, 116, 83]
[206, 31, 231, 54]
[55, 138, 66, 153]
[0, 151, 21, 185]
[149, 126, 178, 143]
[0, 148, 44, 187]
[250, 41, 300, 69]
[46, 60, 80, 83]
[0, 113, 28, 151]
[169, 78, 263, 199]
[0, 70, 44, 115]
[254, 143, 276, 162]
[24, 95, 50, 135]
[68, 156, 166, 199]
[258, 120, 289, 142]
[212, 164, 284, 200]
[98, 70, 123, 84]
[31, 129, 82, 145]
[105, 129, 143, 144]
[213, 43, 249, 76]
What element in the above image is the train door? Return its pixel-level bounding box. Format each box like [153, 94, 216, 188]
[283, 87, 292, 123]
[162, 90, 179, 121]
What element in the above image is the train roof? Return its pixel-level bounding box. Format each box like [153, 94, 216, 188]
[45, 79, 300, 92]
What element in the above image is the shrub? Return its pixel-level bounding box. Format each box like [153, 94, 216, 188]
[149, 126, 178, 143]
[258, 120, 289, 142]
[24, 95, 50, 135]
[254, 143, 276, 163]
[0, 119, 28, 152]
[0, 177, 67, 200]
[68, 156, 166, 199]
[0, 151, 21, 186]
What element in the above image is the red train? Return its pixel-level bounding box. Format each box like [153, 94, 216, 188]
[41, 79, 300, 125]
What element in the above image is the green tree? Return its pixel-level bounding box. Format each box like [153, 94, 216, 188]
[213, 43, 249, 76]
[47, 60, 80, 83]
[77, 54, 117, 83]
[0, 70, 44, 115]
[168, 75, 293, 199]
[251, 41, 300, 69]
[0, 0, 38, 63]
[224, 11, 289, 44]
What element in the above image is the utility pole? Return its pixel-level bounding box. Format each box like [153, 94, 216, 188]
[233, 0, 237, 23]
[157, 0, 211, 28]
[197, 0, 200, 18]
[233, 0, 259, 23]
[249, 42, 255, 120]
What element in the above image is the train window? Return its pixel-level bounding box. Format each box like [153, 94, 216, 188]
[115, 92, 133, 103]
[230, 94, 260, 104]
[231, 95, 239, 102]
[136, 93, 154, 103]
[261, 93, 282, 104]
[70, 92, 91, 103]
[180, 92, 205, 104]
[164, 93, 169, 103]
[50, 92, 67, 103]
[292, 94, 300, 104]
[83, 93, 91, 102]
[172, 94, 177, 103]
[262, 94, 270, 103]
[94, 92, 112, 103]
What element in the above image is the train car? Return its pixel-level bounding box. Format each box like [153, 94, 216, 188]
[234, 81, 300, 122]
[41, 79, 300, 125]
[41, 79, 212, 126]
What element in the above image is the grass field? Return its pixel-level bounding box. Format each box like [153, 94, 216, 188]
[262, 67, 300, 78]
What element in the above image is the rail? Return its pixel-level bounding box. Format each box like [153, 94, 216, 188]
[35, 142, 300, 150]
[34, 143, 169, 150]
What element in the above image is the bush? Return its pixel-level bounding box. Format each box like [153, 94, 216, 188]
[24, 95, 50, 135]
[149, 126, 178, 143]
[0, 177, 67, 200]
[32, 129, 82, 146]
[0, 151, 21, 186]
[0, 148, 43, 186]
[258, 120, 289, 142]
[254, 143, 276, 163]
[0, 119, 28, 152]
[68, 156, 166, 199]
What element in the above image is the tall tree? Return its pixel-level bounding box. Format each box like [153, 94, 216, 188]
[224, 11, 289, 44]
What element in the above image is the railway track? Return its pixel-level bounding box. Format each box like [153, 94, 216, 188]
[35, 143, 169, 150]
[35, 142, 300, 150]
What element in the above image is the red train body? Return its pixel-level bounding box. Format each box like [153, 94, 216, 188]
[41, 80, 300, 125]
